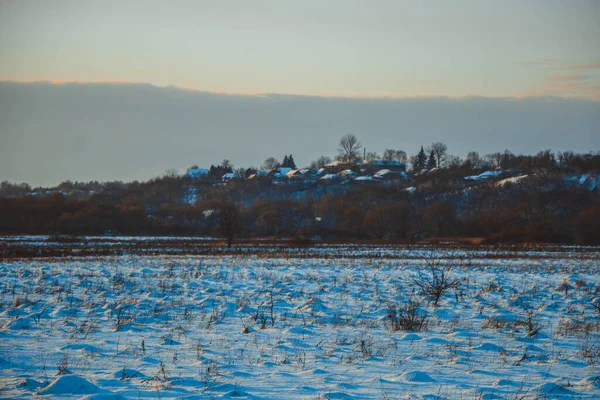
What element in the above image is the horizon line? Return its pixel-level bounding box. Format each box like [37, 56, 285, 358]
[2, 79, 599, 102]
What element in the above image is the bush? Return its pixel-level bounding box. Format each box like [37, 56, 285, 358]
[386, 298, 428, 332]
[412, 259, 462, 306]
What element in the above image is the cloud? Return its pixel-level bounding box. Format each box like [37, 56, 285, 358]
[545, 74, 590, 82]
[519, 60, 600, 71]
[1, 81, 599, 186]
[551, 62, 600, 71]
[517, 72, 600, 101]
[518, 58, 560, 67]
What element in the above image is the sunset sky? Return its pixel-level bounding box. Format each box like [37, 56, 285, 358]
[1, 0, 599, 99]
[1, 1, 599, 186]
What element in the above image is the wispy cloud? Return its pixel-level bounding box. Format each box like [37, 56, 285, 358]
[545, 74, 589, 82]
[520, 74, 600, 101]
[551, 62, 600, 71]
[518, 58, 560, 67]
[519, 60, 600, 72]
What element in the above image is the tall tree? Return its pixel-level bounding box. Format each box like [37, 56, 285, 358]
[413, 146, 427, 170]
[427, 142, 448, 168]
[309, 156, 332, 170]
[221, 159, 233, 171]
[485, 152, 503, 168]
[383, 149, 395, 161]
[394, 150, 407, 163]
[261, 157, 280, 172]
[427, 150, 437, 169]
[443, 155, 462, 168]
[365, 151, 380, 162]
[284, 154, 297, 169]
[337, 134, 362, 163]
[465, 151, 481, 167]
[218, 201, 240, 248]
[384, 149, 407, 163]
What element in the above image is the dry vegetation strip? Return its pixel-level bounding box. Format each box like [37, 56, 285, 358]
[1, 237, 599, 261]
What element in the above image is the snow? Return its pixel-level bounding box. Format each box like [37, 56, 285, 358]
[495, 175, 528, 187]
[353, 176, 375, 181]
[374, 168, 392, 177]
[183, 185, 198, 205]
[38, 375, 103, 395]
[185, 168, 209, 178]
[465, 170, 504, 181]
[1, 244, 599, 398]
[373, 169, 408, 179]
[338, 169, 356, 177]
[368, 159, 406, 169]
[222, 172, 241, 180]
[398, 371, 435, 383]
[319, 173, 341, 180]
[276, 167, 292, 176]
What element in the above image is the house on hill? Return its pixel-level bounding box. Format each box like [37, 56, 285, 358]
[464, 170, 504, 181]
[246, 169, 269, 179]
[364, 160, 406, 174]
[298, 168, 319, 180]
[338, 169, 357, 179]
[286, 169, 305, 181]
[324, 161, 358, 174]
[186, 168, 209, 179]
[319, 173, 341, 183]
[373, 169, 408, 181]
[222, 172, 241, 182]
[270, 167, 292, 181]
[352, 176, 377, 184]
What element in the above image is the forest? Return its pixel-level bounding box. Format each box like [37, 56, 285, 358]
[1, 139, 599, 245]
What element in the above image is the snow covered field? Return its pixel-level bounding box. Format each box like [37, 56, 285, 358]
[1, 246, 599, 399]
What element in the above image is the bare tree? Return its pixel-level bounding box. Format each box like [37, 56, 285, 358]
[383, 149, 407, 163]
[218, 201, 240, 248]
[485, 152, 503, 168]
[465, 151, 481, 167]
[221, 159, 233, 170]
[337, 134, 362, 163]
[442, 155, 462, 168]
[309, 156, 332, 170]
[427, 142, 448, 168]
[394, 150, 407, 163]
[234, 167, 246, 177]
[365, 151, 380, 162]
[261, 157, 280, 172]
[163, 168, 180, 178]
[383, 149, 394, 161]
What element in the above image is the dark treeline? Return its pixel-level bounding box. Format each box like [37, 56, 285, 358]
[1, 148, 599, 245]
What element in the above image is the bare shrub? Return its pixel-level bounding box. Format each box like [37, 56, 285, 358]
[557, 318, 598, 336]
[386, 298, 428, 332]
[412, 258, 462, 306]
[482, 310, 544, 337]
[481, 316, 514, 332]
[579, 343, 600, 366]
[518, 309, 544, 338]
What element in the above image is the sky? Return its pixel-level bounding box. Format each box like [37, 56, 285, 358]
[0, 1, 599, 185]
